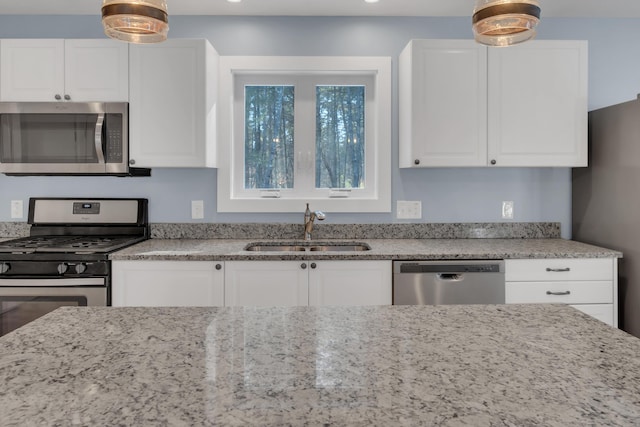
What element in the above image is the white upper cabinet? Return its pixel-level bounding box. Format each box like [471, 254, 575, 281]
[399, 39, 488, 167]
[0, 39, 128, 102]
[129, 39, 218, 168]
[488, 41, 588, 167]
[399, 39, 588, 168]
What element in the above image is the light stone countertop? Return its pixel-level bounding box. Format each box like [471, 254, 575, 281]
[109, 238, 622, 261]
[1, 304, 639, 426]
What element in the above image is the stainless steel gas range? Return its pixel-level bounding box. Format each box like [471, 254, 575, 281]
[0, 198, 148, 336]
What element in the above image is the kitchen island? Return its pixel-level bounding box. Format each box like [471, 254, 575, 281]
[1, 304, 639, 425]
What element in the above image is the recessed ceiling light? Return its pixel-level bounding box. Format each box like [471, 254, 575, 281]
[227, 0, 242, 3]
[365, 0, 380, 3]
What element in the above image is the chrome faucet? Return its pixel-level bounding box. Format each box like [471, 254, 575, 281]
[304, 203, 326, 241]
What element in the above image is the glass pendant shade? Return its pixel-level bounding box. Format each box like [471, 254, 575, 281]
[102, 0, 169, 44]
[472, 0, 540, 47]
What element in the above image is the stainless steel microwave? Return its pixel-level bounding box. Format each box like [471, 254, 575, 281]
[0, 102, 130, 175]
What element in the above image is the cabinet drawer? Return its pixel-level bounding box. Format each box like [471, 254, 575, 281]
[505, 258, 613, 282]
[570, 304, 614, 327]
[505, 281, 613, 304]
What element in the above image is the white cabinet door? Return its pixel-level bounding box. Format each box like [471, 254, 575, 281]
[64, 39, 129, 102]
[399, 39, 488, 167]
[1, 39, 65, 101]
[224, 261, 309, 307]
[112, 260, 224, 307]
[309, 260, 392, 306]
[0, 39, 128, 102]
[129, 39, 218, 168]
[488, 40, 588, 167]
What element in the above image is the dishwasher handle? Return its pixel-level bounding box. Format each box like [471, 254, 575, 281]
[437, 273, 464, 281]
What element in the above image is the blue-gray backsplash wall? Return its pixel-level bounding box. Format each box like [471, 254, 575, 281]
[1, 15, 640, 239]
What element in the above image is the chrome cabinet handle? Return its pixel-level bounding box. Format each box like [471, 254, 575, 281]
[64, 94, 71, 100]
[301, 263, 307, 270]
[54, 94, 62, 100]
[215, 264, 222, 270]
[310, 263, 317, 269]
[546, 268, 570, 272]
[546, 290, 571, 296]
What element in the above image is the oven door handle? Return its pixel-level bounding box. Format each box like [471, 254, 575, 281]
[0, 278, 105, 287]
[95, 113, 106, 164]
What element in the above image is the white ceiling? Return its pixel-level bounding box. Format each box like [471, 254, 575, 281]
[0, 0, 639, 18]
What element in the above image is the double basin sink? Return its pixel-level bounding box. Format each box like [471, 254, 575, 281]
[244, 242, 371, 252]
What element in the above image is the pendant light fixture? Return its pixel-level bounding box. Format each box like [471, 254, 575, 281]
[102, 0, 169, 44]
[472, 0, 541, 47]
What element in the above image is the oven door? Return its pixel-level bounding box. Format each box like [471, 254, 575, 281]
[0, 278, 107, 337]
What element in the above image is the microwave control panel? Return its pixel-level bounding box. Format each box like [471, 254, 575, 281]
[105, 114, 123, 163]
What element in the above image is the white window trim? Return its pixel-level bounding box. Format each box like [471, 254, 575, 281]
[217, 56, 391, 213]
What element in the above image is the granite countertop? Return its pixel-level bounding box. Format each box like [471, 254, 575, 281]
[109, 238, 623, 261]
[1, 304, 639, 425]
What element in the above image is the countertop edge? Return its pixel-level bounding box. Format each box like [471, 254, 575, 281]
[108, 238, 623, 261]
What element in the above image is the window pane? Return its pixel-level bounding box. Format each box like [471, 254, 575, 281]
[244, 85, 295, 189]
[315, 86, 365, 189]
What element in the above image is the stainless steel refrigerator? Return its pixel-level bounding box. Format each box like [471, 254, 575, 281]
[573, 95, 640, 338]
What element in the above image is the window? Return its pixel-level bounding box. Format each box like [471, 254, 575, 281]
[218, 56, 391, 213]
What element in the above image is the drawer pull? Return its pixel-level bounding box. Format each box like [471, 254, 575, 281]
[546, 290, 571, 296]
[546, 267, 571, 272]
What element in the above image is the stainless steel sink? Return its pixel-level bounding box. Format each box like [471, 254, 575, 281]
[309, 244, 370, 252]
[244, 244, 306, 252]
[243, 242, 371, 252]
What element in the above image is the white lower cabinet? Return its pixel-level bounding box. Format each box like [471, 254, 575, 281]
[505, 258, 618, 327]
[224, 261, 308, 307]
[224, 260, 392, 307]
[308, 260, 392, 306]
[112, 261, 224, 307]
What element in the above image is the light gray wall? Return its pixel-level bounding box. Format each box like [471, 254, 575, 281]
[0, 15, 639, 238]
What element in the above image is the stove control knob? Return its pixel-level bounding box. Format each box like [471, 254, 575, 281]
[0, 263, 10, 274]
[57, 263, 69, 275]
[75, 263, 87, 274]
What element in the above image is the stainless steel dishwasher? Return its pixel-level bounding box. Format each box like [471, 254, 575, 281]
[393, 260, 505, 305]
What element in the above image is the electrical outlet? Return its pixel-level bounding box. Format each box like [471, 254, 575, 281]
[397, 201, 422, 219]
[191, 200, 204, 219]
[502, 201, 514, 219]
[10, 200, 23, 219]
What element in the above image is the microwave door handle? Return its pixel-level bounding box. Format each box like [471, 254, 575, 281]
[94, 113, 106, 164]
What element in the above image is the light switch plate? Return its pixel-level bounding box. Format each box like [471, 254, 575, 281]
[10, 200, 23, 219]
[502, 201, 514, 219]
[397, 201, 422, 219]
[191, 200, 204, 219]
